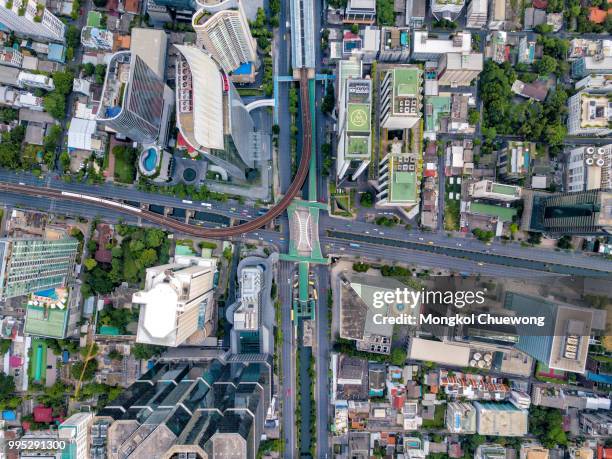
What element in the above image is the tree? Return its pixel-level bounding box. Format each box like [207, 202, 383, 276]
[390, 347, 407, 366]
[44, 124, 62, 152]
[0, 136, 20, 169]
[82, 62, 95, 77]
[350, 23, 359, 34]
[51, 71, 74, 95]
[43, 92, 66, 119]
[544, 123, 567, 147]
[94, 64, 107, 85]
[360, 191, 374, 208]
[536, 55, 557, 75]
[529, 407, 567, 448]
[353, 262, 370, 272]
[84, 258, 98, 270]
[468, 108, 480, 125]
[321, 83, 335, 114]
[66, 25, 80, 49]
[376, 0, 394, 25]
[132, 343, 164, 360]
[70, 360, 97, 381]
[557, 235, 573, 250]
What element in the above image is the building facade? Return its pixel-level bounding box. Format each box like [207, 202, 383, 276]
[0, 237, 78, 299]
[0, 0, 65, 43]
[58, 412, 94, 459]
[133, 255, 217, 347]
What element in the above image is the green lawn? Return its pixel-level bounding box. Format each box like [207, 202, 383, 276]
[444, 199, 460, 231]
[29, 338, 47, 384]
[113, 146, 136, 183]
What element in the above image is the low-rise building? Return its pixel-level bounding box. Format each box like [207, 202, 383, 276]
[511, 79, 548, 101]
[469, 180, 522, 201]
[521, 445, 549, 459]
[437, 52, 483, 87]
[431, 0, 466, 21]
[0, 47, 23, 68]
[466, 0, 487, 28]
[412, 31, 472, 61]
[579, 411, 612, 437]
[446, 402, 477, 433]
[81, 26, 114, 51]
[344, 0, 376, 24]
[17, 71, 55, 90]
[473, 401, 528, 437]
[405, 0, 426, 28]
[497, 141, 535, 182]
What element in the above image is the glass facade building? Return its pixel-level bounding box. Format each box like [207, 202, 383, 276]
[94, 358, 271, 459]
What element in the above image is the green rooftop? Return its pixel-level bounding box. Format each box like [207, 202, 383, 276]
[347, 103, 371, 133]
[339, 60, 362, 82]
[390, 169, 417, 203]
[24, 304, 68, 339]
[394, 67, 419, 98]
[491, 183, 520, 196]
[87, 11, 102, 28]
[347, 136, 370, 158]
[470, 202, 518, 222]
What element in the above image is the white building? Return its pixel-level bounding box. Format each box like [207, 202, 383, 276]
[566, 145, 612, 192]
[431, 0, 466, 20]
[58, 412, 93, 459]
[0, 0, 65, 43]
[575, 74, 612, 92]
[233, 266, 263, 331]
[469, 180, 522, 201]
[0, 85, 43, 110]
[437, 52, 483, 87]
[17, 71, 55, 91]
[509, 391, 532, 410]
[446, 402, 477, 433]
[193, 2, 258, 75]
[466, 0, 488, 28]
[67, 117, 101, 152]
[344, 0, 376, 24]
[412, 31, 472, 61]
[567, 90, 612, 136]
[133, 255, 217, 347]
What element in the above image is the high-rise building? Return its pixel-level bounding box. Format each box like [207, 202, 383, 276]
[380, 66, 422, 129]
[232, 265, 265, 354]
[174, 44, 262, 181]
[0, 237, 78, 300]
[465, 0, 488, 27]
[58, 412, 94, 459]
[567, 90, 612, 136]
[93, 358, 271, 459]
[193, 2, 258, 76]
[504, 291, 594, 373]
[566, 145, 612, 192]
[0, 0, 65, 43]
[337, 70, 372, 181]
[97, 51, 173, 144]
[132, 255, 217, 347]
[437, 52, 483, 87]
[526, 189, 612, 235]
[431, 0, 466, 21]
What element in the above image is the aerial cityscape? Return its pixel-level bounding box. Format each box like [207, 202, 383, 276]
[0, 0, 610, 456]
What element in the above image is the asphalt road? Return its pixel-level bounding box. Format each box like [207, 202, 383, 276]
[314, 264, 330, 458]
[278, 260, 297, 459]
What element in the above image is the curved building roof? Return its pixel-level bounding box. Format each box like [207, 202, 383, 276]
[174, 45, 224, 150]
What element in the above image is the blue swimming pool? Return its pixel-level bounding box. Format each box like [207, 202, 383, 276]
[143, 148, 157, 172]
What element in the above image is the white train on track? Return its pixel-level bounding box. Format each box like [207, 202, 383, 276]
[61, 191, 142, 213]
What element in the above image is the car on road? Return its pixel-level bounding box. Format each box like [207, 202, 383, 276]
[418, 237, 424, 241]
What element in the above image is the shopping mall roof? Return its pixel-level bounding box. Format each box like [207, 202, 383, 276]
[174, 45, 224, 150]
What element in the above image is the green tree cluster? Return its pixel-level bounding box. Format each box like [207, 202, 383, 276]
[529, 407, 568, 448]
[376, 0, 395, 25]
[82, 226, 169, 296]
[44, 70, 74, 119]
[0, 125, 25, 169]
[131, 343, 165, 360]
